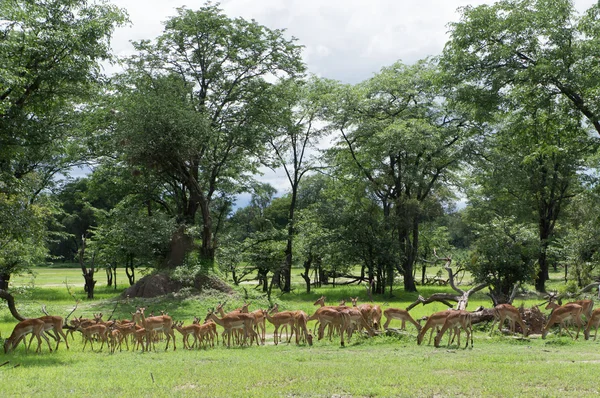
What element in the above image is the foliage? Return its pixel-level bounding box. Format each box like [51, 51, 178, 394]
[468, 216, 538, 298]
[329, 59, 476, 292]
[109, 3, 305, 266]
[442, 0, 600, 134]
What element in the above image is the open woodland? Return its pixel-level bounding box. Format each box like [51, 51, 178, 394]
[2, 0, 600, 396]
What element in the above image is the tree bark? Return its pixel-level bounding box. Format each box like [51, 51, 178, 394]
[0, 272, 10, 291]
[0, 289, 26, 321]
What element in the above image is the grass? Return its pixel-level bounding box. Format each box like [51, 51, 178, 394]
[1, 266, 599, 397]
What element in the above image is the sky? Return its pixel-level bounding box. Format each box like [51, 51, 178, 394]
[90, 0, 597, 203]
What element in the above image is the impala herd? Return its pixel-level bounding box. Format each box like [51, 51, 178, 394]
[3, 295, 600, 354]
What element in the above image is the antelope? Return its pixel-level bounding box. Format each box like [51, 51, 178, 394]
[205, 309, 259, 347]
[489, 304, 528, 337]
[37, 315, 70, 351]
[79, 323, 109, 352]
[382, 307, 422, 332]
[434, 310, 473, 348]
[172, 321, 203, 349]
[546, 299, 594, 321]
[264, 307, 297, 345]
[133, 307, 176, 351]
[417, 311, 452, 346]
[542, 303, 584, 339]
[584, 308, 600, 341]
[4, 318, 53, 354]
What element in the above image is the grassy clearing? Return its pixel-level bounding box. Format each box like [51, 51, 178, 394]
[1, 267, 598, 397]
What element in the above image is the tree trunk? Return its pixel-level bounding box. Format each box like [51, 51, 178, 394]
[126, 256, 135, 286]
[0, 272, 10, 290]
[0, 289, 26, 321]
[105, 268, 113, 287]
[83, 270, 96, 299]
[301, 255, 312, 294]
[283, 187, 298, 293]
[535, 232, 551, 293]
[198, 196, 215, 263]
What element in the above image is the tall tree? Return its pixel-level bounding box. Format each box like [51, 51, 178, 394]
[465, 79, 598, 292]
[264, 77, 333, 292]
[111, 4, 304, 268]
[0, 0, 126, 312]
[330, 60, 474, 292]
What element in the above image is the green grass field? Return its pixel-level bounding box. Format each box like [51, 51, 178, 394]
[1, 267, 599, 397]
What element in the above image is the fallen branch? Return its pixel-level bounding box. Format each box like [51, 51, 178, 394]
[406, 251, 490, 311]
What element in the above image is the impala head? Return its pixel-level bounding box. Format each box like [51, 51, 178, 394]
[313, 296, 326, 306]
[240, 302, 251, 312]
[545, 301, 560, 311]
[193, 316, 200, 324]
[269, 303, 279, 314]
[351, 297, 358, 307]
[205, 309, 215, 322]
[339, 299, 346, 306]
[3, 337, 11, 354]
[306, 331, 313, 346]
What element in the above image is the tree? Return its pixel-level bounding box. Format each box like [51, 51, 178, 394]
[330, 60, 474, 292]
[442, 0, 600, 134]
[465, 84, 598, 292]
[111, 4, 304, 268]
[264, 77, 333, 292]
[0, 0, 127, 316]
[468, 216, 537, 302]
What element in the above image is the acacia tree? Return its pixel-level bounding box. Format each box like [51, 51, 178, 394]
[330, 60, 475, 292]
[111, 4, 304, 268]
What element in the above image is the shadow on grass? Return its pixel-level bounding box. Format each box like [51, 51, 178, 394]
[0, 352, 69, 368]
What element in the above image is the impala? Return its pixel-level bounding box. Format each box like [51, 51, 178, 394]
[542, 303, 584, 339]
[417, 311, 451, 346]
[382, 307, 422, 332]
[434, 310, 473, 348]
[205, 309, 259, 347]
[79, 323, 109, 352]
[307, 306, 350, 346]
[489, 304, 528, 337]
[293, 310, 313, 346]
[350, 297, 374, 330]
[4, 318, 52, 354]
[264, 307, 297, 345]
[194, 316, 218, 347]
[111, 322, 139, 351]
[172, 321, 203, 349]
[584, 308, 600, 340]
[546, 299, 594, 321]
[133, 307, 176, 351]
[37, 315, 70, 350]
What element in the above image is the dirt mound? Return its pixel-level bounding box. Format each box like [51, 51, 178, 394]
[122, 273, 233, 298]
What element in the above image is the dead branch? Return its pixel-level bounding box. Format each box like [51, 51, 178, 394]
[106, 300, 120, 321]
[406, 294, 455, 311]
[407, 251, 490, 311]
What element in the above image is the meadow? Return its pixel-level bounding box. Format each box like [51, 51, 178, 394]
[1, 267, 599, 397]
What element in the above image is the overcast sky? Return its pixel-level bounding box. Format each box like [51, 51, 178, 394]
[95, 0, 597, 202]
[108, 0, 597, 83]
